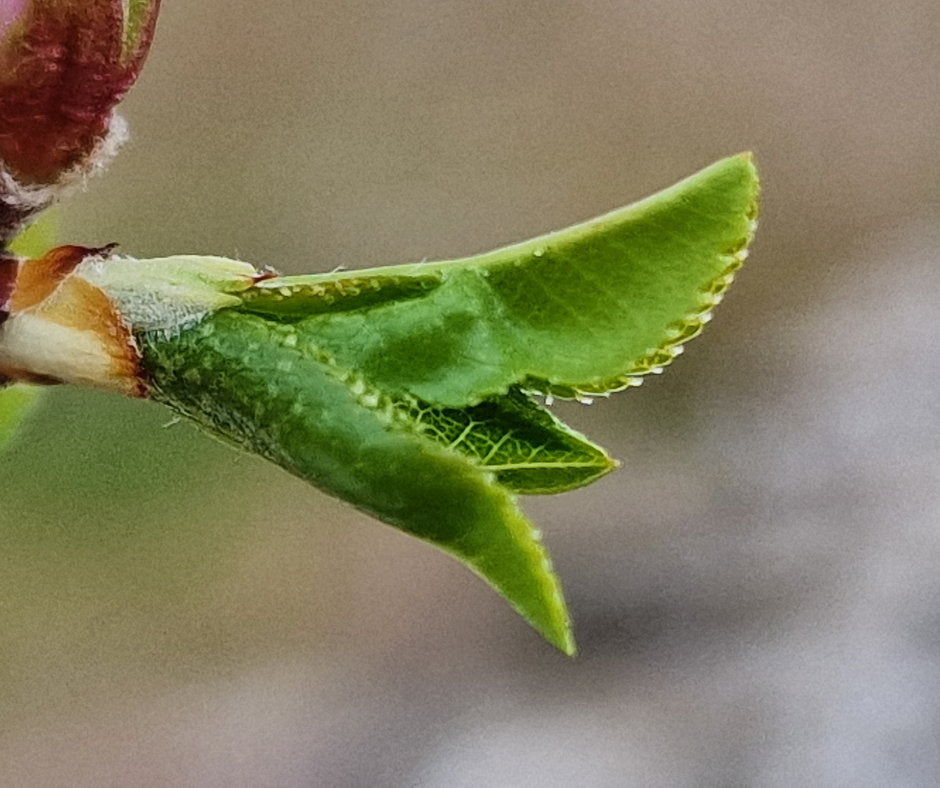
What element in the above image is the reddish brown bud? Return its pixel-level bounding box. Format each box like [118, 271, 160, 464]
[0, 0, 160, 185]
[0, 0, 160, 242]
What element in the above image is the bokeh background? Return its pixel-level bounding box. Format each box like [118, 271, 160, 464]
[2, 1, 940, 784]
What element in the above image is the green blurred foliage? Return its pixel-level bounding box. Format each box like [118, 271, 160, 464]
[0, 214, 60, 453]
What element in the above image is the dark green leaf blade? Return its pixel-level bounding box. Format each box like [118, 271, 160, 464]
[141, 311, 576, 654]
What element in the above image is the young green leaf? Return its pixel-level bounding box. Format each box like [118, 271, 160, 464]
[0, 155, 758, 652]
[400, 386, 616, 495]
[132, 153, 759, 653]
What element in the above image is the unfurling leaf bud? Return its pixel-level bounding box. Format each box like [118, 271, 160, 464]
[0, 0, 160, 239]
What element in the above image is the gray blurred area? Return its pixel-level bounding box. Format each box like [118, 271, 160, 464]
[1, 0, 939, 785]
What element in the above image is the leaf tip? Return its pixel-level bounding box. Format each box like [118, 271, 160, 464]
[558, 629, 578, 657]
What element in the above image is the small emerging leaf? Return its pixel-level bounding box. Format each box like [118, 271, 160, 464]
[401, 386, 615, 494]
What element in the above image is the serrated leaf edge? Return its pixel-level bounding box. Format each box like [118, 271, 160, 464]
[524, 211, 759, 402]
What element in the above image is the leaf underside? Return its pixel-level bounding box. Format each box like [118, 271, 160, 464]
[141, 153, 760, 654]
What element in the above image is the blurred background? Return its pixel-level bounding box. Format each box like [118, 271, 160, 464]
[2, 0, 939, 784]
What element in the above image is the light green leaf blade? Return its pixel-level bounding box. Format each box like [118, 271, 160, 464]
[401, 386, 615, 494]
[242, 153, 758, 405]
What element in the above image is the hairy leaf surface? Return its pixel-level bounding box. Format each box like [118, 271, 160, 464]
[142, 312, 576, 653]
